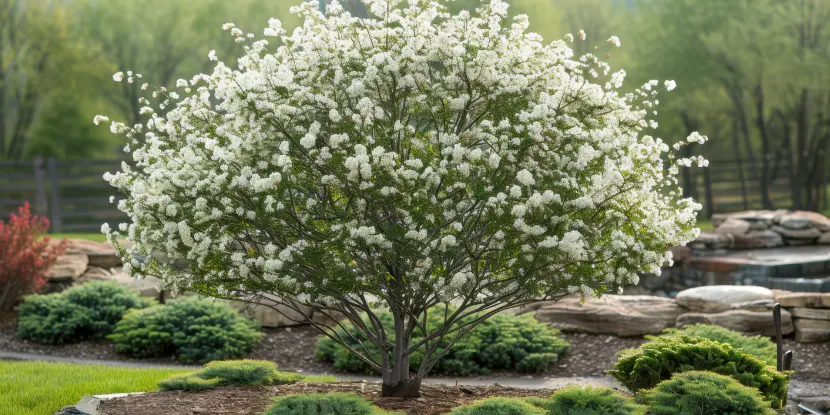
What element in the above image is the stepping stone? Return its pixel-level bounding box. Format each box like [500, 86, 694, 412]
[675, 285, 774, 313]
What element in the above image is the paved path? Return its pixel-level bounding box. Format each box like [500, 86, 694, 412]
[0, 350, 620, 389]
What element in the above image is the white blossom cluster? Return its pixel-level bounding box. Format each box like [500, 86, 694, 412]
[98, 0, 705, 309]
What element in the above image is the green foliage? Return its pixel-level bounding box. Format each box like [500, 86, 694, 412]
[264, 393, 396, 415]
[158, 360, 301, 391]
[655, 324, 777, 366]
[108, 297, 262, 364]
[316, 309, 570, 376]
[529, 385, 645, 415]
[644, 371, 776, 415]
[16, 281, 154, 344]
[608, 335, 789, 409]
[449, 398, 547, 415]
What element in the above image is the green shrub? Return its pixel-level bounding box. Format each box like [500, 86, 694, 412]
[109, 297, 262, 363]
[530, 385, 645, 415]
[608, 335, 789, 409]
[654, 324, 777, 366]
[16, 281, 154, 344]
[264, 393, 396, 415]
[158, 374, 223, 391]
[316, 309, 570, 376]
[644, 371, 777, 415]
[449, 397, 546, 415]
[158, 360, 301, 391]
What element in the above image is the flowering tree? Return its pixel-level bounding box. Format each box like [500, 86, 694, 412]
[98, 0, 706, 397]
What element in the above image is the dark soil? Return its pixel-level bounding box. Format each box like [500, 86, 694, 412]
[98, 382, 557, 415]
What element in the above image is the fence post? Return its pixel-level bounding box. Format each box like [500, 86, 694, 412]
[32, 156, 48, 217]
[703, 167, 714, 218]
[47, 157, 63, 232]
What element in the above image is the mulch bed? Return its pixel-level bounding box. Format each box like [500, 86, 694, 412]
[2, 312, 829, 383]
[98, 382, 557, 415]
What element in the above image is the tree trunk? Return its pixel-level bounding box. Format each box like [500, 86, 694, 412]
[382, 378, 422, 398]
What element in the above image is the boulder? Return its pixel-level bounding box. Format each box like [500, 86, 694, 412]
[45, 254, 89, 282]
[108, 271, 163, 299]
[731, 230, 783, 249]
[533, 295, 684, 337]
[794, 328, 830, 343]
[791, 307, 830, 320]
[775, 293, 830, 308]
[222, 296, 314, 328]
[771, 225, 822, 240]
[675, 285, 774, 313]
[729, 298, 776, 312]
[715, 218, 751, 235]
[780, 211, 830, 232]
[818, 232, 830, 244]
[676, 309, 792, 336]
[50, 238, 122, 268]
[692, 232, 732, 249]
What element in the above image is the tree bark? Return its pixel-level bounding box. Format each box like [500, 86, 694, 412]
[382, 378, 422, 398]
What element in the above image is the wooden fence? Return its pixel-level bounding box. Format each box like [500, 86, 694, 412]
[0, 157, 127, 232]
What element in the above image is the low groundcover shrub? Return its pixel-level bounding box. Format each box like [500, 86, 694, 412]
[527, 385, 645, 415]
[608, 335, 789, 408]
[264, 393, 397, 415]
[449, 397, 546, 415]
[17, 281, 153, 344]
[109, 297, 262, 363]
[655, 324, 777, 366]
[644, 371, 776, 415]
[317, 309, 570, 376]
[159, 360, 300, 391]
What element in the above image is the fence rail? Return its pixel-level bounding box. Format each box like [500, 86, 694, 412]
[0, 156, 126, 232]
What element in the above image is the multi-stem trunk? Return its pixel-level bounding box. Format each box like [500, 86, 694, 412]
[381, 310, 421, 397]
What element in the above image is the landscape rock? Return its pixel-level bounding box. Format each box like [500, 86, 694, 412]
[676, 309, 792, 336]
[794, 328, 830, 343]
[729, 298, 776, 312]
[778, 213, 814, 230]
[533, 295, 684, 337]
[715, 218, 751, 235]
[788, 380, 830, 413]
[45, 254, 89, 282]
[771, 225, 822, 240]
[818, 232, 830, 244]
[791, 307, 830, 320]
[781, 211, 830, 231]
[222, 296, 314, 328]
[693, 232, 732, 249]
[667, 246, 691, 263]
[775, 293, 830, 308]
[50, 238, 122, 268]
[731, 230, 783, 249]
[793, 318, 830, 330]
[675, 285, 774, 313]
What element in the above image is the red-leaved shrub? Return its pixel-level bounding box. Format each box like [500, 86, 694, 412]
[0, 203, 66, 311]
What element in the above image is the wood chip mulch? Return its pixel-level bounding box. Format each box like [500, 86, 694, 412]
[97, 381, 556, 415]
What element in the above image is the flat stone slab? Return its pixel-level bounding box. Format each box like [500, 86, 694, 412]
[788, 380, 830, 412]
[776, 293, 830, 308]
[533, 295, 683, 337]
[792, 308, 830, 320]
[675, 285, 774, 313]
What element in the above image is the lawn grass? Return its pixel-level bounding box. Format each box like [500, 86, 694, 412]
[697, 218, 713, 232]
[0, 360, 193, 415]
[46, 232, 108, 242]
[0, 360, 337, 415]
